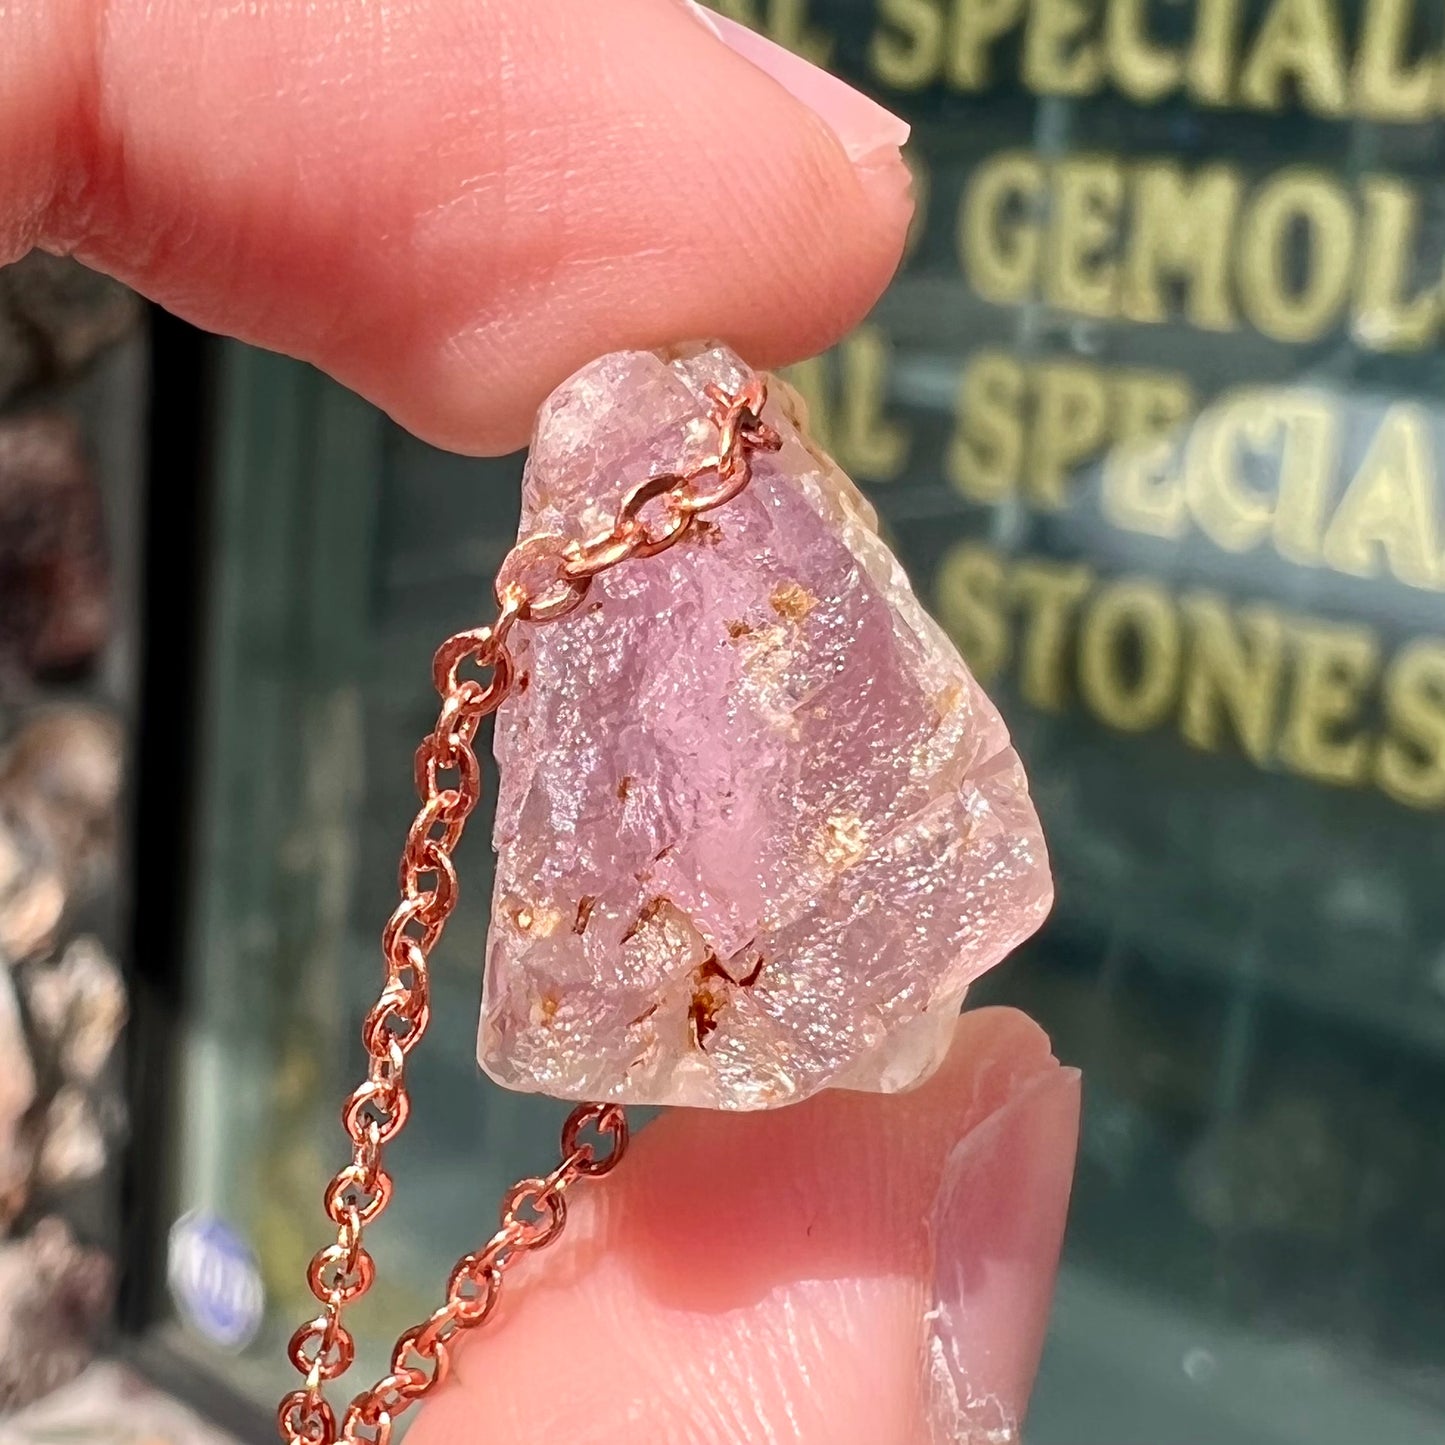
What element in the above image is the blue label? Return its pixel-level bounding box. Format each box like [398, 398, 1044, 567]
[167, 1212, 265, 1351]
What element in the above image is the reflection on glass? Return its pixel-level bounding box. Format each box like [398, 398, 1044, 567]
[162, 3, 1445, 1441]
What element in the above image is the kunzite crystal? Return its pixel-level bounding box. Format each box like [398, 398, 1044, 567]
[480, 345, 1051, 1109]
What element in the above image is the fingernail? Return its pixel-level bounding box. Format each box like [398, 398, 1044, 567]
[925, 1067, 1081, 1444]
[682, 5, 910, 165]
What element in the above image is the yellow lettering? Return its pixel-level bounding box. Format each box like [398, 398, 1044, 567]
[782, 332, 908, 482]
[1105, 0, 1181, 102]
[1045, 156, 1122, 317]
[702, 1, 830, 62]
[762, 0, 833, 66]
[1029, 360, 1108, 507]
[935, 542, 1010, 679]
[870, 0, 946, 89]
[948, 352, 1026, 502]
[1023, 0, 1104, 94]
[780, 356, 834, 458]
[1012, 560, 1092, 709]
[1078, 578, 1181, 731]
[1269, 391, 1337, 565]
[1237, 169, 1354, 343]
[960, 152, 1044, 303]
[1321, 404, 1440, 589]
[1238, 0, 1349, 116]
[1353, 0, 1437, 123]
[1279, 618, 1377, 787]
[838, 328, 908, 481]
[1114, 369, 1196, 447]
[1378, 639, 1445, 809]
[951, 0, 1026, 88]
[904, 148, 931, 261]
[1355, 178, 1440, 352]
[1102, 371, 1193, 537]
[1122, 162, 1241, 329]
[1188, 0, 1243, 104]
[1183, 393, 1279, 552]
[1180, 593, 1284, 763]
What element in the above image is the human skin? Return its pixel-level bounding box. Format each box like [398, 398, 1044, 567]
[0, 2, 1081, 1440]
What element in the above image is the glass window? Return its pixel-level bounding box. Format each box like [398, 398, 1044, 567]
[150, 5, 1445, 1440]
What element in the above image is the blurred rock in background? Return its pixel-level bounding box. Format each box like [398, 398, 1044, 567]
[0, 1360, 237, 1444]
[0, 417, 111, 686]
[0, 1219, 112, 1411]
[0, 253, 141, 1414]
[0, 255, 139, 411]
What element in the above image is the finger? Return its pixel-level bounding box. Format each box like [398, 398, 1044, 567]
[1, 0, 912, 453]
[411, 1008, 1080, 1445]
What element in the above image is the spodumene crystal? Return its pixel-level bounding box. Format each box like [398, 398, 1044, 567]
[480, 345, 1051, 1109]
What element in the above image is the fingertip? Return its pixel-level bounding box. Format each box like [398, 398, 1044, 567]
[925, 1063, 1080, 1442]
[413, 1009, 1077, 1445]
[18, 0, 915, 455]
[700, 10, 910, 165]
[390, 95, 916, 455]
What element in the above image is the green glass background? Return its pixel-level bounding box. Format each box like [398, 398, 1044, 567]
[157, 2, 1445, 1439]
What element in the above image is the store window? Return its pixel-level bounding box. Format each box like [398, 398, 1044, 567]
[142, 4, 1445, 1441]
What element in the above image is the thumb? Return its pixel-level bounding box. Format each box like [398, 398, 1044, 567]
[411, 1008, 1080, 1445]
[1, 0, 912, 453]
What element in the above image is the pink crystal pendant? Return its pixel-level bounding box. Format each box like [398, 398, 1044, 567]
[480, 344, 1052, 1110]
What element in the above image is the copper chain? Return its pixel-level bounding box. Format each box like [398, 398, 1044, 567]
[278, 374, 782, 1444]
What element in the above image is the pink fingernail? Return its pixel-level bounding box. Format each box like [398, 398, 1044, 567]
[683, 5, 910, 164]
[925, 1067, 1081, 1443]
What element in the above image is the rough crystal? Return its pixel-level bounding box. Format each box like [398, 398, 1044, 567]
[481, 345, 1051, 1109]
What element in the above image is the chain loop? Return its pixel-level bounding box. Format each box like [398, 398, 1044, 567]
[288, 1313, 357, 1382]
[561, 1101, 630, 1176]
[500, 1177, 569, 1249]
[495, 532, 592, 621]
[431, 626, 513, 701]
[279, 1390, 336, 1444]
[446, 1252, 504, 1325]
[280, 376, 776, 1443]
[616, 472, 694, 557]
[307, 1242, 376, 1304]
[323, 1162, 392, 1226]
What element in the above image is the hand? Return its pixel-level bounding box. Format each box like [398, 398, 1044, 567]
[0, 0, 910, 454]
[0, 3, 1080, 1440]
[413, 1008, 1078, 1445]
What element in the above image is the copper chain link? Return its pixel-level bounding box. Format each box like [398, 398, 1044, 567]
[278, 374, 782, 1444]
